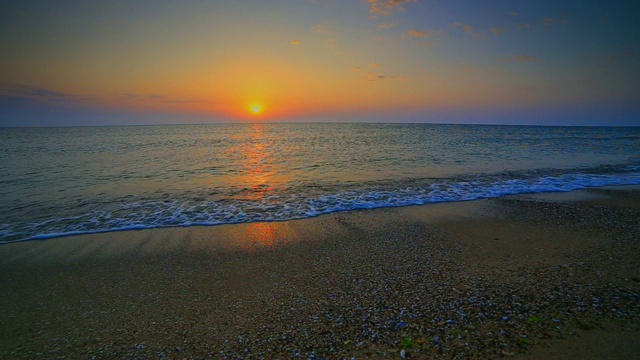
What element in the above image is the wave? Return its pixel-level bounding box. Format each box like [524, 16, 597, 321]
[2, 170, 640, 244]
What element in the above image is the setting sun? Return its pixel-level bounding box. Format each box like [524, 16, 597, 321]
[249, 103, 262, 115]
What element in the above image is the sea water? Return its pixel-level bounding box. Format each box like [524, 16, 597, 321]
[1, 123, 639, 243]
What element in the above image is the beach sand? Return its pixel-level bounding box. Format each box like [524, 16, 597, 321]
[1, 187, 639, 359]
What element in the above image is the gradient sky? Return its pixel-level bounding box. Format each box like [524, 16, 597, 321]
[1, 0, 639, 126]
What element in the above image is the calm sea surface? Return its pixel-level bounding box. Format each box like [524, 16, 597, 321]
[1, 123, 639, 243]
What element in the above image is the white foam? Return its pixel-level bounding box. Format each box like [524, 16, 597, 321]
[2, 171, 640, 243]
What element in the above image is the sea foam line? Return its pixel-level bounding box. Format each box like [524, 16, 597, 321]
[2, 172, 640, 244]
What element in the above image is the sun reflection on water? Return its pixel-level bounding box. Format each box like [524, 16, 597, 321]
[240, 124, 274, 200]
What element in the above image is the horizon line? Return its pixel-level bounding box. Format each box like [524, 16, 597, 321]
[1, 120, 639, 129]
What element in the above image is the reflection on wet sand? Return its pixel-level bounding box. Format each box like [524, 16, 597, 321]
[238, 221, 295, 251]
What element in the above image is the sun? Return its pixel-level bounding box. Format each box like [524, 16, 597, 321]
[249, 103, 262, 115]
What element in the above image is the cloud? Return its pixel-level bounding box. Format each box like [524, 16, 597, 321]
[490, 28, 506, 36]
[366, 0, 417, 16]
[509, 11, 518, 17]
[406, 29, 442, 37]
[366, 72, 404, 81]
[543, 17, 568, 27]
[0, 84, 93, 104]
[315, 24, 325, 33]
[163, 98, 218, 105]
[351, 66, 403, 81]
[378, 22, 397, 29]
[517, 23, 530, 30]
[291, 40, 301, 45]
[122, 93, 164, 100]
[120, 93, 217, 105]
[0, 85, 219, 112]
[515, 54, 536, 62]
[499, 54, 537, 63]
[453, 22, 486, 39]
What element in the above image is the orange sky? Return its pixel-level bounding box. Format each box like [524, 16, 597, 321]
[1, 0, 639, 126]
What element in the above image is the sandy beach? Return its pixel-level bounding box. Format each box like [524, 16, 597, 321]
[1, 187, 639, 359]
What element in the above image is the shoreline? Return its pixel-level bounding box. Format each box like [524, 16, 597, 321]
[1, 187, 639, 359]
[4, 184, 640, 246]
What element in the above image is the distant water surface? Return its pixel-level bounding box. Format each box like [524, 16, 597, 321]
[1, 123, 639, 242]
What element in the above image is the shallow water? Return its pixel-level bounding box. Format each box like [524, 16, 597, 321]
[1, 123, 639, 242]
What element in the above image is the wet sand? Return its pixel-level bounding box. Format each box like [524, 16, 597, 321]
[0, 187, 639, 359]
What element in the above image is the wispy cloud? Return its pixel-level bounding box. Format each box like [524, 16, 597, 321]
[366, 0, 417, 16]
[122, 93, 164, 100]
[0, 84, 218, 109]
[120, 93, 217, 105]
[543, 17, 569, 27]
[452, 22, 472, 33]
[517, 23, 530, 30]
[378, 22, 397, 29]
[509, 11, 518, 17]
[291, 40, 301, 45]
[162, 98, 218, 105]
[499, 54, 537, 63]
[594, 50, 639, 70]
[0, 84, 93, 104]
[490, 28, 506, 36]
[516, 54, 535, 62]
[366, 72, 404, 81]
[406, 29, 442, 37]
[453, 22, 486, 39]
[351, 65, 403, 81]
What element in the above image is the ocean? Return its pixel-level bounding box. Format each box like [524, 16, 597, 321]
[1, 123, 639, 243]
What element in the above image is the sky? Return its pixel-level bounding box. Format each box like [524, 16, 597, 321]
[1, 0, 639, 126]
